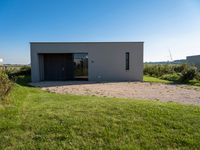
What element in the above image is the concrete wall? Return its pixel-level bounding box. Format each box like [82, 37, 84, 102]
[31, 42, 143, 82]
[187, 55, 200, 68]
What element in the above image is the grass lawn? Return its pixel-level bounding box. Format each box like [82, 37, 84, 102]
[0, 83, 200, 149]
[143, 75, 172, 84]
[144, 75, 200, 87]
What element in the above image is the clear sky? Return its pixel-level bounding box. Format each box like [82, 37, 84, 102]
[0, 0, 200, 64]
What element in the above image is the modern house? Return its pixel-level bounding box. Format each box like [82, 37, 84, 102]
[31, 42, 143, 82]
[187, 55, 200, 68]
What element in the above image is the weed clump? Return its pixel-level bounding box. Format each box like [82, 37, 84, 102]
[0, 70, 13, 100]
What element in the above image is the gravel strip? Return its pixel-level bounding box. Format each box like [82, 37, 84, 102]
[31, 81, 200, 106]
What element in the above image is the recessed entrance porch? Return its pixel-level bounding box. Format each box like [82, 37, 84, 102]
[38, 53, 88, 81]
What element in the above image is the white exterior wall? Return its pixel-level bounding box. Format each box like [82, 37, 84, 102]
[31, 42, 143, 82]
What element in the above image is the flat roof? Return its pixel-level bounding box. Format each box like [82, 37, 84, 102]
[30, 41, 144, 44]
[187, 55, 200, 58]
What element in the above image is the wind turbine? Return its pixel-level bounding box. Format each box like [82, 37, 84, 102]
[168, 49, 173, 62]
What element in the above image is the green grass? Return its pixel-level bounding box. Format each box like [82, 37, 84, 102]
[0, 83, 200, 149]
[144, 75, 172, 83]
[144, 75, 200, 86]
[188, 80, 200, 86]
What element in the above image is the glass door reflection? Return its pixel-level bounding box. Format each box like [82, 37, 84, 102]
[73, 53, 88, 80]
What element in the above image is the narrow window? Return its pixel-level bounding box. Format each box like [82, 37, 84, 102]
[126, 52, 130, 70]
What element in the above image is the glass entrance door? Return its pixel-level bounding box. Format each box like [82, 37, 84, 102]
[73, 53, 88, 80]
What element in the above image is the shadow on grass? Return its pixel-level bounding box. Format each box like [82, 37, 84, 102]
[15, 75, 35, 87]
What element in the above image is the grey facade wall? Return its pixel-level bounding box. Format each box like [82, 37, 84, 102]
[31, 42, 143, 82]
[187, 55, 200, 68]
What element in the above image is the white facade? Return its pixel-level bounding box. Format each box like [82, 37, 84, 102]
[31, 42, 143, 82]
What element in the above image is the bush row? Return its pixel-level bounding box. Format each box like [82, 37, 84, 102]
[144, 64, 200, 83]
[6, 66, 31, 80]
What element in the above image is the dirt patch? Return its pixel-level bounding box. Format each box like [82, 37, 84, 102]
[31, 81, 200, 106]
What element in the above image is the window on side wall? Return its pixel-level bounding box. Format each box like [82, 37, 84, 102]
[126, 52, 130, 70]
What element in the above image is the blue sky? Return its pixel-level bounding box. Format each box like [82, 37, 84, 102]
[0, 0, 200, 64]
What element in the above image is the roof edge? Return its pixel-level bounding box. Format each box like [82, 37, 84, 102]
[187, 55, 200, 58]
[30, 41, 144, 44]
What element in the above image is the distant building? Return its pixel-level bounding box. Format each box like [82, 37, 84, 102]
[187, 55, 200, 68]
[173, 59, 187, 64]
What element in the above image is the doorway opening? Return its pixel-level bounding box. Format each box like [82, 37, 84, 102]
[73, 53, 88, 80]
[40, 53, 88, 81]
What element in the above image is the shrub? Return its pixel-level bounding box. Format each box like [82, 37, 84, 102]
[144, 64, 200, 84]
[180, 66, 198, 83]
[196, 71, 200, 80]
[7, 66, 31, 80]
[160, 73, 181, 81]
[174, 64, 187, 73]
[144, 64, 175, 77]
[19, 66, 31, 76]
[15, 75, 31, 86]
[0, 70, 13, 100]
